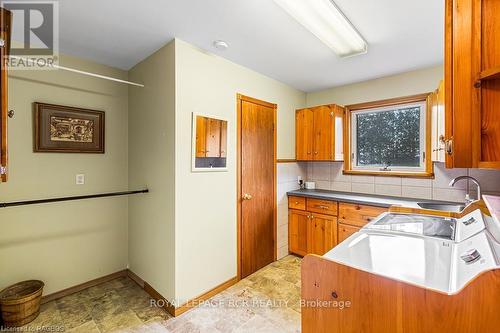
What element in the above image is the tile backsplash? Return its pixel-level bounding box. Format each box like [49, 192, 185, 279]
[306, 162, 500, 202]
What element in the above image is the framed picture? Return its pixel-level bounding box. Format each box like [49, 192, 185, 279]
[34, 103, 105, 153]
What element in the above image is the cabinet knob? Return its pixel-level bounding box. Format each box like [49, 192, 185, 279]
[7, 110, 14, 118]
[242, 193, 253, 200]
[314, 152, 318, 155]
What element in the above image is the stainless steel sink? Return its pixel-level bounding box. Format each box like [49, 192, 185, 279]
[417, 202, 465, 213]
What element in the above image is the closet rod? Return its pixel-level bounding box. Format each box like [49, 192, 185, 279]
[0, 189, 149, 208]
[9, 55, 145, 87]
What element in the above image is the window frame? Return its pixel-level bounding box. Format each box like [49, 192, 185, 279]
[343, 93, 434, 178]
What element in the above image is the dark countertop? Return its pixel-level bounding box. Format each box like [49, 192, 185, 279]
[287, 189, 461, 208]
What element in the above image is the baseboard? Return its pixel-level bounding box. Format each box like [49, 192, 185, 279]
[41, 269, 128, 304]
[40, 268, 238, 318]
[173, 276, 239, 316]
[126, 269, 144, 288]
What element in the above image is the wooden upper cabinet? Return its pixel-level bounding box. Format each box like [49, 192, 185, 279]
[445, 0, 500, 169]
[205, 118, 222, 158]
[0, 8, 12, 182]
[195, 116, 227, 158]
[296, 108, 314, 160]
[296, 104, 344, 161]
[195, 116, 207, 157]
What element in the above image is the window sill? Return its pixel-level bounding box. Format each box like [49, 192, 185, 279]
[343, 170, 435, 179]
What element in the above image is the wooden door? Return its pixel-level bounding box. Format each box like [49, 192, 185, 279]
[0, 8, 11, 182]
[312, 106, 334, 160]
[308, 213, 336, 255]
[296, 108, 313, 160]
[238, 94, 276, 278]
[289, 210, 309, 256]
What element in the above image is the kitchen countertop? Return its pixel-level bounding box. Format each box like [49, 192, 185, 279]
[287, 189, 462, 209]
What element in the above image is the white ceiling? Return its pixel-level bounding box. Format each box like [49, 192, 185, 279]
[29, 0, 445, 92]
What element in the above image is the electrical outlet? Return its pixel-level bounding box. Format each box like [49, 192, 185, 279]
[76, 174, 85, 185]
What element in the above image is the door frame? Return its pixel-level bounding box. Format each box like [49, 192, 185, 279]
[236, 93, 277, 280]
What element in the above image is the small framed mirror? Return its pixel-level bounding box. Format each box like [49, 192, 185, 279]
[192, 113, 228, 172]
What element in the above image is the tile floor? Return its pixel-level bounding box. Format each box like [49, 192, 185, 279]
[20, 255, 301, 332]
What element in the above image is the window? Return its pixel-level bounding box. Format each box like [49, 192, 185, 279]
[344, 94, 433, 177]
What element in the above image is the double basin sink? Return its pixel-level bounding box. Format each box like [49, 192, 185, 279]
[417, 202, 466, 213]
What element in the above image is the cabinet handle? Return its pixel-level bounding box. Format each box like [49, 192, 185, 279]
[314, 205, 329, 210]
[445, 138, 453, 155]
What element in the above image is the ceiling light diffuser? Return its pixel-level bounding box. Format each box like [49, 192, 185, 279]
[274, 0, 367, 57]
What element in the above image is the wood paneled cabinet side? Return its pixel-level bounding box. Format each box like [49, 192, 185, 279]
[445, 0, 500, 169]
[0, 8, 11, 182]
[296, 104, 344, 161]
[430, 82, 446, 163]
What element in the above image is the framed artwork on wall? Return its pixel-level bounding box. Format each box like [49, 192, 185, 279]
[34, 102, 105, 153]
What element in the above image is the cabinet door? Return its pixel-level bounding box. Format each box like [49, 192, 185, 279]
[206, 118, 221, 157]
[296, 108, 314, 160]
[338, 223, 359, 244]
[308, 213, 336, 255]
[289, 209, 309, 256]
[220, 120, 227, 158]
[195, 116, 207, 157]
[312, 106, 334, 160]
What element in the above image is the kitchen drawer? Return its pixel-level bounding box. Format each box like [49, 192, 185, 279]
[306, 198, 337, 216]
[288, 196, 306, 210]
[338, 202, 386, 228]
[338, 223, 360, 243]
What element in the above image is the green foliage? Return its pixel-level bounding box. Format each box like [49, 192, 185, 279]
[356, 107, 421, 167]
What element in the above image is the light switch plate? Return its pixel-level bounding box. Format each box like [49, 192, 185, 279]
[76, 174, 85, 185]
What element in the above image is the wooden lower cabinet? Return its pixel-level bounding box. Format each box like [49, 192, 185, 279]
[288, 196, 387, 256]
[338, 202, 387, 227]
[289, 209, 309, 256]
[289, 209, 336, 256]
[308, 213, 336, 255]
[338, 223, 360, 243]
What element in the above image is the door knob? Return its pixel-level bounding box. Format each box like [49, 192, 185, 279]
[242, 193, 253, 200]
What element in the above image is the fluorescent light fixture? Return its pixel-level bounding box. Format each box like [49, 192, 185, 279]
[274, 0, 367, 57]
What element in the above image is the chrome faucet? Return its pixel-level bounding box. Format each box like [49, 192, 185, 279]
[449, 176, 482, 205]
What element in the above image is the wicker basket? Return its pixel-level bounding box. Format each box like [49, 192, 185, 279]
[0, 280, 44, 327]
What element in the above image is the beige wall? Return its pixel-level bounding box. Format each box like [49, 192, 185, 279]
[0, 55, 129, 295]
[306, 65, 444, 107]
[174, 39, 305, 303]
[128, 41, 176, 302]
